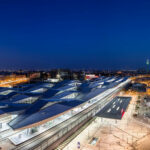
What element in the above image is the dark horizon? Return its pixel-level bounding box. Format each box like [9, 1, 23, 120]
[0, 0, 150, 70]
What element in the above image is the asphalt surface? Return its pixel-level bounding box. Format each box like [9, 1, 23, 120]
[96, 96, 131, 119]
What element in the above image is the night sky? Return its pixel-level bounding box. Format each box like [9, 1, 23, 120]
[0, 0, 150, 70]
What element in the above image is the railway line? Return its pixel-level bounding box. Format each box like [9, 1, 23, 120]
[13, 79, 129, 150]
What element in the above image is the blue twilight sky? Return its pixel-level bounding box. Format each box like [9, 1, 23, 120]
[0, 0, 150, 70]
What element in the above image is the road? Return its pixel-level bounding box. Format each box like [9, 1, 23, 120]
[97, 96, 131, 119]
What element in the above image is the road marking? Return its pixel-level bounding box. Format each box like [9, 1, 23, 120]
[107, 109, 111, 113]
[116, 107, 120, 110]
[112, 105, 116, 108]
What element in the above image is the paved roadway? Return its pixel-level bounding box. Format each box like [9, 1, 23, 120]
[96, 96, 131, 119]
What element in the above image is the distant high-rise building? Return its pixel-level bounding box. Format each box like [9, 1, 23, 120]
[146, 59, 149, 72]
